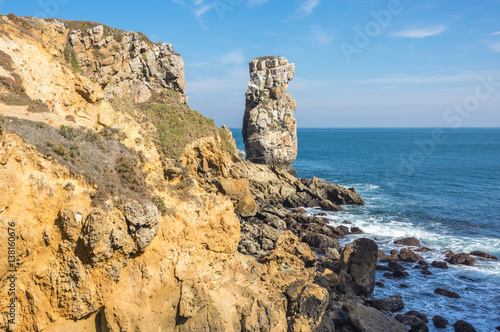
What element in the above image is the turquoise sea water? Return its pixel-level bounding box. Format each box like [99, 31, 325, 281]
[231, 128, 500, 331]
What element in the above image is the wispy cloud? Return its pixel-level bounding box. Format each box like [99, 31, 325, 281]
[392, 25, 446, 38]
[195, 3, 213, 19]
[170, 0, 213, 24]
[247, 0, 271, 6]
[218, 50, 245, 65]
[285, 0, 321, 22]
[489, 31, 500, 36]
[310, 26, 334, 45]
[488, 42, 500, 53]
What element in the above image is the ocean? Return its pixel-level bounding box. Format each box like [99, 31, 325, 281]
[231, 128, 500, 331]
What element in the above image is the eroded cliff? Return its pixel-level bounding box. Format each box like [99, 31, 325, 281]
[0, 14, 404, 332]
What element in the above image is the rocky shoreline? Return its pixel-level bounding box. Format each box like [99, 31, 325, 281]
[1, 14, 498, 332]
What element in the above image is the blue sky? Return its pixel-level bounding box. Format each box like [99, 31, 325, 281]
[2, 0, 500, 127]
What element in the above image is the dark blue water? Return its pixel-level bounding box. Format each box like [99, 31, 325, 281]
[231, 128, 500, 331]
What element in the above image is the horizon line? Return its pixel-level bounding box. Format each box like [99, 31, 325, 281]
[227, 126, 500, 129]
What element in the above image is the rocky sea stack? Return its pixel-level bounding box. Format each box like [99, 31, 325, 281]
[242, 56, 297, 173]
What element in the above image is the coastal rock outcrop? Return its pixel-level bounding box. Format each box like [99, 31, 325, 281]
[242, 56, 297, 172]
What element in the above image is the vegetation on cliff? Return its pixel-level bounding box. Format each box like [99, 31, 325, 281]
[0, 116, 153, 208]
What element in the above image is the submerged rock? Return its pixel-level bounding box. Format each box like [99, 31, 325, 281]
[242, 56, 297, 172]
[432, 315, 449, 329]
[469, 250, 498, 260]
[398, 248, 424, 262]
[434, 288, 460, 299]
[405, 310, 429, 323]
[394, 237, 421, 247]
[452, 320, 477, 332]
[395, 313, 429, 332]
[445, 253, 477, 266]
[431, 261, 449, 269]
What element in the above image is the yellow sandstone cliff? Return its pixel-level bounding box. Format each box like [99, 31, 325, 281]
[0, 14, 331, 332]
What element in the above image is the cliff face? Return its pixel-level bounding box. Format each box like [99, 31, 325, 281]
[242, 57, 297, 172]
[0, 14, 402, 332]
[65, 21, 187, 103]
[0, 15, 328, 332]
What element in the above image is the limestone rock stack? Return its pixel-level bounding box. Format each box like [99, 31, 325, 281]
[242, 57, 297, 172]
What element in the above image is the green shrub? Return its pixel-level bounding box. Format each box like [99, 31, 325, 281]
[152, 195, 167, 216]
[138, 90, 235, 160]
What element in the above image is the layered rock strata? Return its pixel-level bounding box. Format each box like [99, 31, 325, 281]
[242, 57, 297, 172]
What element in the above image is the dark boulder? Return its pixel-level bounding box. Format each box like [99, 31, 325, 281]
[421, 269, 433, 276]
[400, 284, 409, 288]
[376, 281, 385, 288]
[395, 314, 429, 332]
[388, 261, 406, 271]
[416, 247, 432, 253]
[338, 238, 379, 297]
[342, 220, 353, 225]
[342, 301, 406, 332]
[393, 270, 410, 278]
[432, 315, 449, 329]
[452, 320, 477, 332]
[301, 232, 339, 250]
[431, 261, 449, 269]
[445, 253, 476, 266]
[434, 288, 460, 298]
[469, 250, 498, 260]
[319, 199, 343, 211]
[376, 265, 393, 272]
[365, 295, 404, 313]
[379, 250, 399, 262]
[350, 226, 362, 234]
[399, 248, 424, 262]
[394, 237, 421, 247]
[405, 310, 429, 323]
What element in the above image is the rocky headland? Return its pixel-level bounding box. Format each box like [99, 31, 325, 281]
[0, 14, 495, 332]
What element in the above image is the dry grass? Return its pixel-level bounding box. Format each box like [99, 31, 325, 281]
[0, 117, 153, 208]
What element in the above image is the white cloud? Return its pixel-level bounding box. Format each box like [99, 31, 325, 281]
[310, 26, 334, 45]
[195, 3, 213, 19]
[488, 42, 500, 53]
[489, 31, 500, 36]
[170, 0, 213, 24]
[285, 0, 321, 22]
[392, 25, 446, 38]
[298, 0, 320, 15]
[218, 50, 245, 65]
